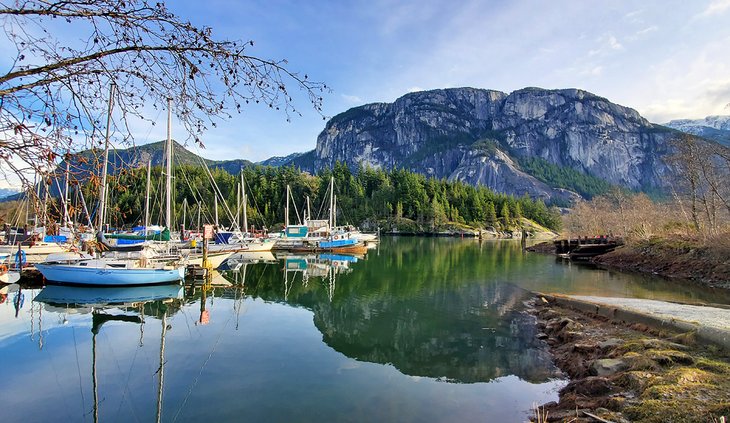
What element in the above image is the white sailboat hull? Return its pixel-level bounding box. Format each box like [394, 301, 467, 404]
[35, 263, 185, 286]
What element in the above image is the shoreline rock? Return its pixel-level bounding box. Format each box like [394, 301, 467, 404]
[527, 295, 730, 422]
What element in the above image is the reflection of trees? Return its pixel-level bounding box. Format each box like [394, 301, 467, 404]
[312, 283, 556, 384]
[245, 239, 559, 383]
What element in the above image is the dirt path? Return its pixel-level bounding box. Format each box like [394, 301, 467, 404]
[556, 295, 730, 349]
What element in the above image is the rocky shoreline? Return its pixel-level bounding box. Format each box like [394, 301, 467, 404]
[528, 295, 730, 422]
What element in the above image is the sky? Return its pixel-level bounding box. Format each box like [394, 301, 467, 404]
[2, 0, 730, 189]
[164, 0, 730, 162]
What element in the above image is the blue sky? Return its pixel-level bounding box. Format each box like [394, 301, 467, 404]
[2, 0, 730, 189]
[160, 0, 730, 163]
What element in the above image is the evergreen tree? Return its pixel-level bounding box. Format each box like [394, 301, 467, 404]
[500, 202, 511, 228]
[486, 202, 498, 228]
[513, 202, 523, 225]
[77, 161, 563, 232]
[432, 196, 447, 228]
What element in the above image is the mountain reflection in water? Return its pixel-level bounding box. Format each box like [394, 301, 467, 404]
[247, 258, 560, 383]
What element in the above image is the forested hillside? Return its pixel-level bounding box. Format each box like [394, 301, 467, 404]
[76, 163, 561, 232]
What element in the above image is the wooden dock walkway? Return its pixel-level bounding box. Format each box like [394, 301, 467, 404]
[554, 236, 622, 261]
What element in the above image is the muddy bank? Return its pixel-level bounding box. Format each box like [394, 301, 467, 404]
[528, 295, 730, 422]
[592, 242, 730, 290]
[527, 239, 730, 290]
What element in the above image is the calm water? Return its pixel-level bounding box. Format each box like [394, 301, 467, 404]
[1, 237, 728, 422]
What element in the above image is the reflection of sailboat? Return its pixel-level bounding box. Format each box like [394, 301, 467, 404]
[0, 257, 20, 284]
[220, 251, 277, 271]
[279, 253, 359, 301]
[34, 284, 184, 306]
[33, 285, 182, 423]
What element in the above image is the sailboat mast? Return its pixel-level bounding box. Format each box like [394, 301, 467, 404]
[78, 186, 94, 230]
[182, 198, 187, 230]
[306, 196, 311, 224]
[285, 185, 290, 229]
[145, 159, 151, 232]
[33, 173, 39, 226]
[197, 204, 201, 233]
[329, 176, 334, 230]
[214, 195, 219, 227]
[98, 84, 115, 229]
[242, 173, 248, 234]
[334, 194, 337, 228]
[63, 157, 70, 227]
[165, 99, 173, 230]
[42, 175, 48, 231]
[236, 181, 241, 230]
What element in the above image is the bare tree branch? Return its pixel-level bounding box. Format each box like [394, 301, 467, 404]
[0, 0, 328, 201]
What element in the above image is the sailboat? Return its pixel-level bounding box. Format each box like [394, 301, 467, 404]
[288, 178, 368, 254]
[205, 173, 276, 254]
[34, 92, 186, 286]
[0, 181, 74, 265]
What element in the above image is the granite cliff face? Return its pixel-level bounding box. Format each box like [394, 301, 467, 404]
[303, 87, 698, 200]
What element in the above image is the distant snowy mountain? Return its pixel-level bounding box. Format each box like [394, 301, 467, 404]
[663, 115, 730, 147]
[258, 152, 304, 167]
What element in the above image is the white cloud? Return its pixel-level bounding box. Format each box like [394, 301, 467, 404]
[636, 25, 658, 36]
[341, 94, 362, 105]
[623, 9, 643, 23]
[607, 35, 623, 50]
[638, 79, 730, 122]
[696, 0, 730, 18]
[407, 86, 424, 93]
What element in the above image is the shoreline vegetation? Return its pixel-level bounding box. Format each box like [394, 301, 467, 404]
[526, 189, 730, 290]
[527, 234, 730, 290]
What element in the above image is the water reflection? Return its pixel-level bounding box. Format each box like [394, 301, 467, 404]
[244, 251, 559, 384]
[2, 237, 724, 422]
[33, 285, 183, 423]
[242, 237, 730, 384]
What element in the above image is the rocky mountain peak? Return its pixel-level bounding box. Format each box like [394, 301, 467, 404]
[300, 86, 713, 201]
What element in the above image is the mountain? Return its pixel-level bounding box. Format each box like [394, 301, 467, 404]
[22, 140, 255, 199]
[295, 87, 721, 201]
[61, 140, 254, 178]
[258, 152, 304, 167]
[663, 115, 730, 147]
